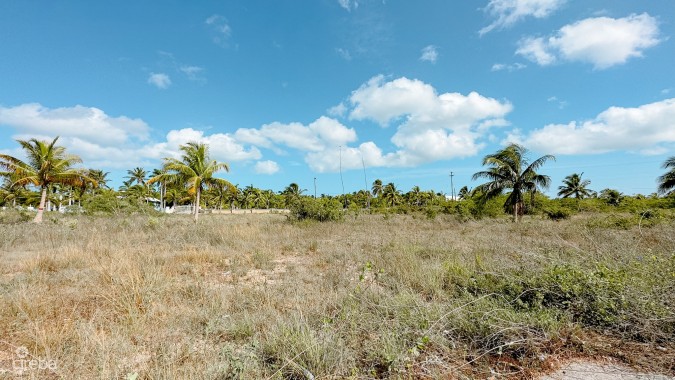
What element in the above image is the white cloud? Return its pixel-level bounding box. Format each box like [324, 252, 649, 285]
[327, 102, 348, 118]
[148, 73, 171, 89]
[547, 96, 568, 109]
[339, 76, 512, 170]
[491, 62, 527, 71]
[149, 128, 261, 163]
[205, 14, 232, 47]
[0, 103, 149, 147]
[480, 0, 566, 35]
[0, 103, 263, 169]
[517, 98, 675, 154]
[254, 160, 280, 174]
[180, 66, 204, 81]
[338, 0, 358, 12]
[517, 13, 661, 69]
[516, 37, 557, 65]
[305, 142, 389, 172]
[335, 48, 352, 60]
[235, 116, 357, 153]
[420, 45, 438, 63]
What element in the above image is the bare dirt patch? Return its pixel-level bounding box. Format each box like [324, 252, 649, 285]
[540, 359, 674, 380]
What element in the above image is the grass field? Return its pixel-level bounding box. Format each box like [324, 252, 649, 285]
[0, 212, 673, 379]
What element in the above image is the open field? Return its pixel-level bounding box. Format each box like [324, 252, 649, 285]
[0, 212, 673, 379]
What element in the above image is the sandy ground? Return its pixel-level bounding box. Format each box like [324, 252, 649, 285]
[540, 361, 674, 380]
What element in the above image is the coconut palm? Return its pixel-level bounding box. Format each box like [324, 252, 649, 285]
[382, 182, 402, 207]
[657, 156, 675, 194]
[150, 168, 167, 209]
[372, 179, 383, 197]
[472, 143, 554, 222]
[458, 186, 470, 200]
[282, 183, 305, 207]
[558, 173, 593, 199]
[599, 188, 623, 206]
[126, 167, 147, 187]
[148, 142, 232, 222]
[88, 169, 110, 190]
[0, 173, 27, 207]
[407, 186, 422, 207]
[0, 137, 95, 223]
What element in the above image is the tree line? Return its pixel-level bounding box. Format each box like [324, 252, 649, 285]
[1, 137, 674, 223]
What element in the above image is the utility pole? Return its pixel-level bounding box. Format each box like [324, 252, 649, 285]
[361, 153, 369, 209]
[450, 172, 455, 201]
[339, 146, 346, 208]
[313, 177, 317, 198]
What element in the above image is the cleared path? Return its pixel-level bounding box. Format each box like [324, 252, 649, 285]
[540, 361, 674, 380]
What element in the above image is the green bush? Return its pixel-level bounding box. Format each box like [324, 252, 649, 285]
[288, 197, 344, 222]
[0, 209, 34, 224]
[454, 263, 656, 330]
[82, 192, 158, 215]
[543, 206, 573, 221]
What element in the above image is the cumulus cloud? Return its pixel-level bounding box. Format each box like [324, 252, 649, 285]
[305, 142, 389, 172]
[148, 73, 171, 89]
[0, 103, 261, 169]
[228, 77, 510, 173]
[254, 160, 280, 174]
[327, 102, 348, 118]
[205, 14, 232, 47]
[0, 103, 149, 146]
[517, 13, 661, 69]
[342, 76, 512, 169]
[480, 0, 566, 35]
[420, 45, 438, 63]
[149, 128, 261, 163]
[515, 98, 675, 154]
[234, 116, 357, 153]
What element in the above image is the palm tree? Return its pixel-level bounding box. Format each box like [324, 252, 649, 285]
[407, 185, 422, 207]
[148, 142, 231, 222]
[0, 173, 27, 207]
[458, 186, 470, 200]
[657, 156, 675, 194]
[0, 137, 95, 223]
[150, 168, 167, 209]
[599, 188, 623, 206]
[88, 169, 110, 190]
[558, 173, 593, 199]
[126, 167, 147, 187]
[382, 182, 402, 207]
[372, 179, 383, 197]
[472, 143, 554, 222]
[164, 187, 184, 208]
[282, 182, 305, 207]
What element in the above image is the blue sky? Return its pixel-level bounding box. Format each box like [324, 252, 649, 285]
[1, 0, 674, 196]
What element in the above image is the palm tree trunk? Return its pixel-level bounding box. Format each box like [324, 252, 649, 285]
[34, 187, 48, 223]
[513, 202, 519, 222]
[194, 188, 201, 223]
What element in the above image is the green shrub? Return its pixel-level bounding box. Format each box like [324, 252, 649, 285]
[543, 206, 572, 221]
[0, 209, 33, 224]
[82, 192, 158, 215]
[288, 197, 344, 222]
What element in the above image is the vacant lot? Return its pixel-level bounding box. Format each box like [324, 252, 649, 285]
[0, 213, 673, 379]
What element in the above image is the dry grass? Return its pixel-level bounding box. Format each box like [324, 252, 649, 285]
[0, 212, 673, 379]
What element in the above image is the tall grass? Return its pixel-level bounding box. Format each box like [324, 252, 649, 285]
[0, 212, 673, 378]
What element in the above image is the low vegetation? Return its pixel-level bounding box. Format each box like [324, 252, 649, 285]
[0, 211, 673, 378]
[1, 138, 675, 378]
